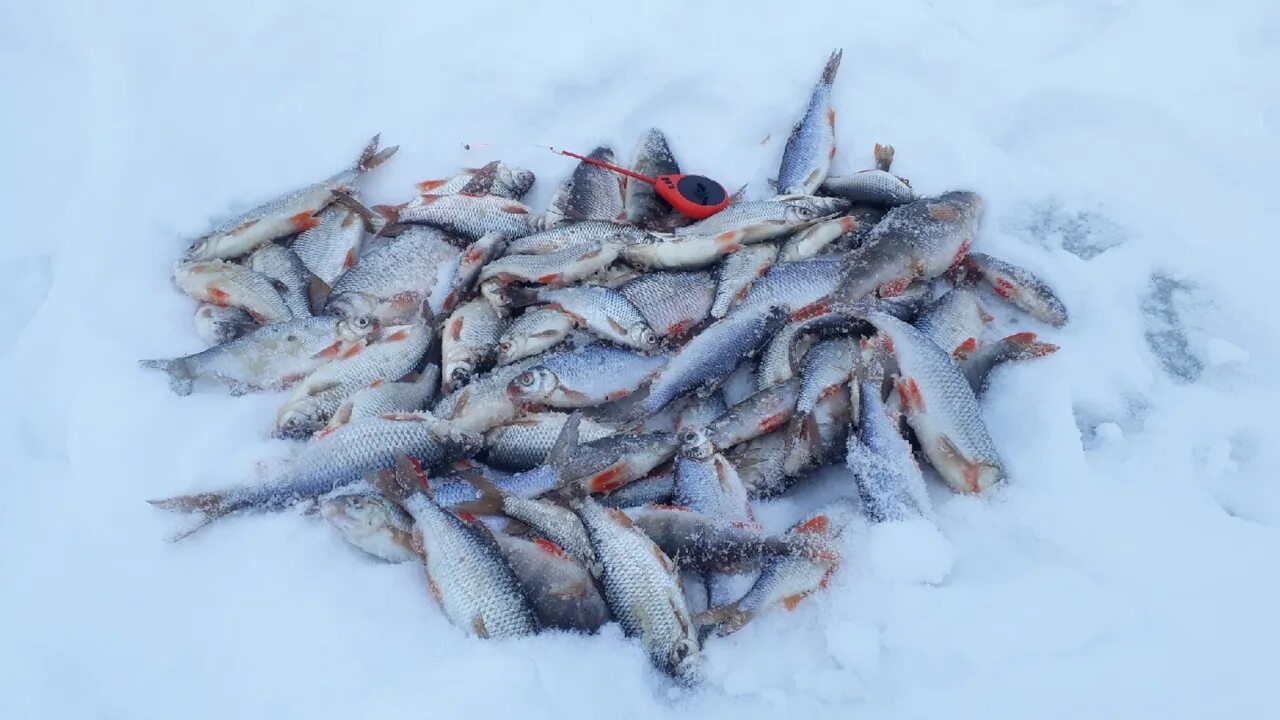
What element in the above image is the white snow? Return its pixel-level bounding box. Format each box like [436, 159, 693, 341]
[4, 1, 1280, 718]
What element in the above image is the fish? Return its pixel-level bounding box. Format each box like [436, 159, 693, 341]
[621, 505, 808, 573]
[320, 492, 419, 563]
[625, 129, 681, 229]
[545, 146, 626, 225]
[496, 308, 576, 365]
[786, 337, 858, 464]
[440, 233, 508, 316]
[457, 472, 597, 568]
[820, 170, 916, 207]
[837, 191, 983, 300]
[248, 244, 313, 319]
[733, 257, 843, 316]
[372, 456, 540, 638]
[846, 350, 931, 522]
[674, 391, 728, 433]
[776, 49, 842, 195]
[782, 372, 852, 477]
[618, 271, 716, 338]
[323, 367, 441, 433]
[711, 243, 778, 319]
[325, 225, 459, 323]
[570, 495, 702, 684]
[291, 196, 369, 288]
[596, 470, 676, 508]
[644, 306, 788, 413]
[140, 314, 374, 396]
[706, 379, 801, 451]
[417, 161, 536, 200]
[503, 285, 658, 351]
[621, 232, 745, 270]
[673, 428, 756, 539]
[173, 260, 295, 324]
[503, 221, 651, 256]
[864, 309, 1005, 493]
[149, 413, 482, 538]
[441, 298, 507, 393]
[434, 361, 540, 433]
[445, 414, 588, 508]
[564, 431, 680, 494]
[387, 193, 541, 241]
[958, 331, 1059, 395]
[913, 287, 989, 358]
[275, 322, 434, 438]
[955, 252, 1069, 326]
[672, 196, 849, 245]
[186, 134, 397, 261]
[778, 215, 858, 262]
[697, 500, 857, 637]
[725, 431, 791, 499]
[507, 345, 669, 409]
[193, 303, 256, 346]
[478, 240, 621, 287]
[483, 412, 617, 472]
[490, 532, 611, 633]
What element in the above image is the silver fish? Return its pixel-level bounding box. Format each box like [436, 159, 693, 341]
[389, 193, 541, 241]
[325, 225, 459, 323]
[697, 500, 857, 637]
[838, 191, 983, 300]
[726, 431, 791, 499]
[457, 472, 597, 568]
[782, 371, 852, 477]
[778, 215, 858, 262]
[507, 285, 658, 351]
[248, 244, 313, 319]
[711, 243, 779, 319]
[435, 361, 539, 433]
[173, 260, 294, 324]
[957, 252, 1069, 326]
[621, 232, 746, 270]
[324, 368, 440, 432]
[440, 233, 508, 316]
[958, 331, 1058, 395]
[673, 196, 849, 245]
[597, 470, 676, 508]
[674, 428, 755, 526]
[571, 496, 702, 684]
[914, 287, 989, 358]
[372, 456, 540, 638]
[491, 532, 610, 633]
[566, 431, 680, 495]
[507, 345, 669, 409]
[503, 221, 650, 256]
[776, 50, 841, 195]
[321, 493, 418, 563]
[734, 257, 843, 316]
[865, 309, 1005, 493]
[416, 160, 535, 200]
[186, 135, 396, 261]
[786, 337, 857, 465]
[150, 413, 482, 539]
[644, 306, 788, 413]
[706, 379, 800, 451]
[820, 170, 916, 207]
[442, 298, 507, 392]
[545, 146, 626, 225]
[619, 271, 716, 338]
[847, 351, 931, 522]
[496, 308, 575, 365]
[483, 412, 616, 472]
[626, 129, 681, 230]
[276, 322, 433, 438]
[622, 505, 810, 573]
[479, 240, 621, 287]
[291, 198, 368, 288]
[193, 303, 256, 346]
[140, 315, 373, 396]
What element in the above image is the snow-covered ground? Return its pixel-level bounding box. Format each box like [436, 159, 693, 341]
[3, 1, 1279, 717]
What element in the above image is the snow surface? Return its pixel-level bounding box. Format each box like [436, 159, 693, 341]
[3, 1, 1280, 717]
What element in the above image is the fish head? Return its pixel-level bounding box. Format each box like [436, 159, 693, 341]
[276, 400, 325, 439]
[665, 638, 704, 687]
[678, 427, 714, 459]
[629, 322, 659, 350]
[337, 312, 379, 342]
[184, 235, 221, 262]
[445, 364, 474, 394]
[320, 493, 404, 541]
[784, 196, 851, 225]
[507, 367, 559, 403]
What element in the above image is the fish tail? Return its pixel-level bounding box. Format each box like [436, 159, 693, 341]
[496, 284, 541, 310]
[329, 187, 380, 231]
[873, 143, 895, 171]
[147, 491, 235, 541]
[695, 603, 752, 640]
[139, 357, 194, 396]
[999, 332, 1060, 361]
[544, 411, 583, 470]
[454, 471, 508, 516]
[821, 49, 843, 85]
[357, 134, 399, 173]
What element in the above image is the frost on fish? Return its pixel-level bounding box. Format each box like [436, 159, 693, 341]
[1141, 273, 1204, 383]
[776, 49, 842, 195]
[545, 146, 626, 226]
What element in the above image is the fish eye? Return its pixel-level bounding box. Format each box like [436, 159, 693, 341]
[350, 496, 365, 509]
[354, 316, 370, 328]
[681, 430, 700, 445]
[498, 340, 512, 352]
[517, 371, 535, 387]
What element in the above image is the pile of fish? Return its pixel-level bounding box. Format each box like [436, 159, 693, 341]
[143, 48, 1068, 686]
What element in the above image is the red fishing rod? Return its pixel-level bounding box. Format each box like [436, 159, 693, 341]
[466, 142, 731, 220]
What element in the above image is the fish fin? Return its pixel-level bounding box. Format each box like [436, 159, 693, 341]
[371, 454, 429, 504]
[497, 285, 541, 309]
[370, 204, 401, 226]
[329, 187, 379, 232]
[953, 337, 979, 360]
[357, 134, 398, 173]
[454, 471, 508, 516]
[605, 316, 629, 336]
[820, 48, 843, 84]
[999, 332, 1059, 361]
[873, 143, 895, 171]
[695, 603, 752, 639]
[458, 160, 500, 195]
[935, 435, 984, 494]
[327, 401, 354, 430]
[139, 358, 194, 396]
[148, 492, 235, 541]
[544, 411, 583, 469]
[306, 276, 331, 312]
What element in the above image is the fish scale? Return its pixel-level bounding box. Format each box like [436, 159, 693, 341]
[619, 271, 715, 338]
[442, 297, 507, 392]
[292, 201, 367, 287]
[483, 412, 616, 472]
[503, 220, 650, 256]
[546, 146, 626, 225]
[173, 260, 294, 324]
[672, 196, 849, 243]
[711, 243, 779, 319]
[479, 240, 621, 286]
[519, 285, 657, 351]
[392, 192, 542, 241]
[507, 344, 669, 409]
[777, 50, 842, 195]
[325, 225, 460, 321]
[248, 244, 313, 319]
[324, 367, 440, 432]
[913, 287, 987, 357]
